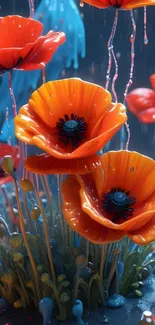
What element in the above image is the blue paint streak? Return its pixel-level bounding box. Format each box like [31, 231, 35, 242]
[73, 232, 80, 248]
[0, 0, 86, 148]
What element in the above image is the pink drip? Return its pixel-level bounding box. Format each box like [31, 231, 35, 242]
[25, 169, 28, 179]
[35, 174, 39, 191]
[28, 0, 35, 18]
[111, 48, 118, 103]
[144, 6, 148, 45]
[123, 10, 136, 150]
[42, 67, 46, 84]
[105, 9, 119, 94]
[30, 172, 34, 184]
[124, 10, 136, 100]
[5, 107, 11, 145]
[125, 122, 130, 150]
[21, 142, 25, 177]
[8, 71, 17, 117]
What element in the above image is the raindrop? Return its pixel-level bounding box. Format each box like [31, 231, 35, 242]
[80, 1, 84, 7]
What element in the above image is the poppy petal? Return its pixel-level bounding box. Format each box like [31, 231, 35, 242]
[88, 155, 105, 198]
[138, 107, 155, 124]
[24, 153, 90, 175]
[0, 16, 43, 48]
[122, 0, 155, 9]
[126, 88, 155, 116]
[16, 103, 126, 158]
[91, 150, 155, 202]
[62, 175, 124, 244]
[82, 0, 109, 8]
[0, 176, 13, 186]
[71, 102, 126, 158]
[28, 78, 112, 128]
[0, 144, 20, 168]
[78, 174, 155, 232]
[0, 45, 34, 71]
[129, 217, 155, 245]
[19, 31, 66, 70]
[150, 74, 155, 91]
[15, 79, 126, 159]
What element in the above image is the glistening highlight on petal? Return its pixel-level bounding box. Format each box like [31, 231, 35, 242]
[15, 78, 127, 160]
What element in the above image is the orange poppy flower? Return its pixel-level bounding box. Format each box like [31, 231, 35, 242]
[82, 0, 155, 9]
[0, 15, 66, 75]
[62, 150, 155, 245]
[0, 144, 20, 185]
[126, 74, 155, 124]
[14, 78, 127, 174]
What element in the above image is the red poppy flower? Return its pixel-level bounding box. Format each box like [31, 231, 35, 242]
[0, 15, 66, 75]
[62, 151, 155, 245]
[14, 78, 127, 174]
[126, 74, 155, 124]
[0, 144, 20, 185]
[82, 0, 155, 9]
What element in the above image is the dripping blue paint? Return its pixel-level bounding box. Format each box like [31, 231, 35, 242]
[0, 0, 85, 146]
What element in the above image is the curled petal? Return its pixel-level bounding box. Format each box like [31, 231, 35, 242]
[138, 107, 155, 124]
[0, 16, 65, 72]
[122, 0, 155, 9]
[0, 16, 43, 48]
[129, 217, 155, 245]
[82, 0, 109, 8]
[15, 79, 126, 159]
[82, 0, 155, 9]
[28, 78, 112, 129]
[90, 150, 155, 202]
[126, 88, 155, 116]
[20, 31, 66, 70]
[24, 154, 91, 175]
[79, 174, 155, 232]
[62, 176, 124, 244]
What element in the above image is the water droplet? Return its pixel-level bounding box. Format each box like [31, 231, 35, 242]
[80, 1, 84, 7]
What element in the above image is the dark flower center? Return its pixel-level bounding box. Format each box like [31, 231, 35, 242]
[109, 0, 121, 8]
[113, 4, 121, 8]
[55, 113, 88, 149]
[103, 187, 135, 223]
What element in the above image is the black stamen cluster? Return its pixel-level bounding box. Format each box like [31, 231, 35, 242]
[55, 113, 88, 149]
[103, 187, 135, 223]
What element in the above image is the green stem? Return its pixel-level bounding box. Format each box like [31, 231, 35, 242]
[57, 175, 65, 242]
[23, 191, 34, 234]
[100, 244, 107, 286]
[35, 188, 56, 285]
[40, 175, 54, 231]
[74, 268, 80, 300]
[12, 179, 41, 302]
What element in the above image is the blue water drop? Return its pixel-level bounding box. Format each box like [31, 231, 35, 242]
[73, 232, 80, 248]
[80, 267, 93, 280]
[39, 297, 54, 325]
[72, 300, 85, 324]
[106, 294, 125, 309]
